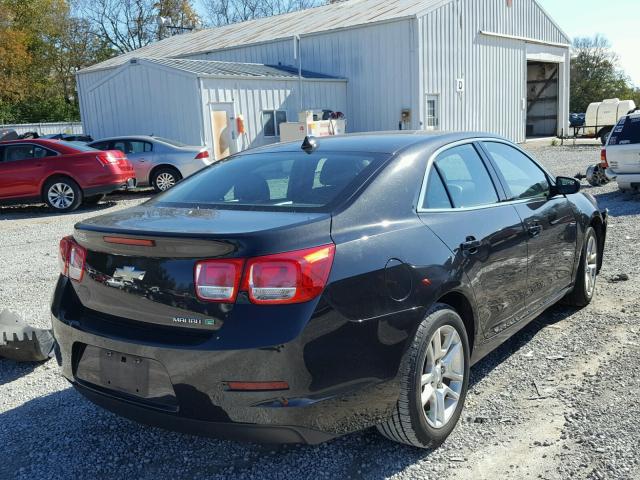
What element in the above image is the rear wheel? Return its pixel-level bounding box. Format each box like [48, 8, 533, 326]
[600, 129, 611, 145]
[565, 227, 598, 307]
[377, 304, 470, 448]
[151, 167, 182, 193]
[43, 177, 82, 212]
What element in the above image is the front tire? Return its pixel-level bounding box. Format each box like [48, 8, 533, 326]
[151, 167, 182, 193]
[377, 304, 470, 448]
[43, 177, 82, 212]
[565, 227, 599, 307]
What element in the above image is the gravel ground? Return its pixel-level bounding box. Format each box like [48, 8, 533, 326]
[1, 145, 639, 480]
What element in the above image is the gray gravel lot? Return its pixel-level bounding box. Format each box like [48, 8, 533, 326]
[1, 145, 639, 480]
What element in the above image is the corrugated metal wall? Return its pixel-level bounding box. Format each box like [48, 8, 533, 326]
[79, 62, 204, 144]
[200, 77, 347, 149]
[77, 0, 571, 144]
[193, 19, 420, 133]
[420, 0, 570, 143]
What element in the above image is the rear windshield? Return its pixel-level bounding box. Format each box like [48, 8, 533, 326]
[609, 116, 640, 145]
[154, 150, 389, 211]
[56, 141, 97, 152]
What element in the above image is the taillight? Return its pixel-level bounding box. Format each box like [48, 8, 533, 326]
[600, 148, 608, 168]
[242, 245, 335, 304]
[194, 259, 244, 303]
[59, 236, 72, 276]
[58, 236, 87, 282]
[193, 245, 335, 305]
[195, 150, 210, 160]
[96, 152, 119, 166]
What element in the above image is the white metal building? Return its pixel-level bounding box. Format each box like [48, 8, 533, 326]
[77, 0, 571, 148]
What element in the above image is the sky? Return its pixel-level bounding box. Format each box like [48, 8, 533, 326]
[536, 0, 639, 86]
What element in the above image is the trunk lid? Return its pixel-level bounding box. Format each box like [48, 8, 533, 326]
[71, 204, 332, 330]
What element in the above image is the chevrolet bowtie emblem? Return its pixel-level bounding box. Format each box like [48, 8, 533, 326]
[113, 266, 146, 282]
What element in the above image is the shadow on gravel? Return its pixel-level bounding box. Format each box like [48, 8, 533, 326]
[0, 386, 433, 480]
[469, 303, 578, 389]
[0, 306, 585, 480]
[0, 358, 39, 385]
[593, 190, 640, 217]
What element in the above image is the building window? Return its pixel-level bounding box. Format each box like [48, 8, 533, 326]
[262, 110, 287, 137]
[425, 94, 440, 130]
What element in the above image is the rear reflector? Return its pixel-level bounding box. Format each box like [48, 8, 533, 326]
[103, 236, 155, 247]
[195, 150, 210, 160]
[242, 244, 335, 305]
[225, 381, 289, 391]
[194, 259, 244, 303]
[59, 236, 86, 282]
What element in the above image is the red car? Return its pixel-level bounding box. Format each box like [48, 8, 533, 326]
[0, 139, 136, 212]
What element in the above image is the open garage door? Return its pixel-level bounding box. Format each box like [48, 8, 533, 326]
[526, 62, 559, 137]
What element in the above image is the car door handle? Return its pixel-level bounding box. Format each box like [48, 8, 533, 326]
[528, 224, 543, 237]
[461, 236, 482, 255]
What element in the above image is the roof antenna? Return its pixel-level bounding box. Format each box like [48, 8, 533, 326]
[301, 136, 317, 153]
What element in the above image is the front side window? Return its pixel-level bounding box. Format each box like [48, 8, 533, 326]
[434, 144, 499, 208]
[112, 141, 129, 154]
[262, 110, 287, 137]
[154, 150, 387, 210]
[483, 142, 550, 200]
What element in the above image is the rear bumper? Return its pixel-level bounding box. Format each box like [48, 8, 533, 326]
[73, 382, 334, 444]
[85, 178, 136, 196]
[50, 279, 404, 444]
[614, 173, 640, 189]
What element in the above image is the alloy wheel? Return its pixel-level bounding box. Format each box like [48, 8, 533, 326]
[584, 235, 598, 297]
[421, 325, 465, 429]
[47, 183, 75, 209]
[156, 173, 176, 191]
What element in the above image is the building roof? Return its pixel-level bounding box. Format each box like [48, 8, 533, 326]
[81, 0, 449, 73]
[139, 57, 344, 80]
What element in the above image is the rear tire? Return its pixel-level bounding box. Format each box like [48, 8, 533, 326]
[377, 304, 470, 448]
[565, 227, 598, 307]
[43, 177, 82, 212]
[600, 129, 611, 145]
[151, 167, 182, 193]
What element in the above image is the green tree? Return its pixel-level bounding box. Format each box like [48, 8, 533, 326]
[570, 35, 635, 112]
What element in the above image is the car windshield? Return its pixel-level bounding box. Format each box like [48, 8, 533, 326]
[154, 150, 389, 211]
[154, 136, 187, 147]
[57, 141, 97, 152]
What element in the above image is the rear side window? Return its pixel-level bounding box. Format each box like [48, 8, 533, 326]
[434, 144, 498, 208]
[482, 142, 550, 200]
[609, 116, 640, 145]
[422, 168, 452, 209]
[155, 151, 388, 210]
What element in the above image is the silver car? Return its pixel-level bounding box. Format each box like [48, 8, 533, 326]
[88, 136, 213, 192]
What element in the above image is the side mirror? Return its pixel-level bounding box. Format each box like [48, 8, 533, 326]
[552, 176, 581, 196]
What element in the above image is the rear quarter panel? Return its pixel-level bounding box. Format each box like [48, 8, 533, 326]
[41, 154, 123, 191]
[325, 143, 480, 379]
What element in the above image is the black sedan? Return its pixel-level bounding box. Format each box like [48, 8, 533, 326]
[51, 132, 607, 448]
